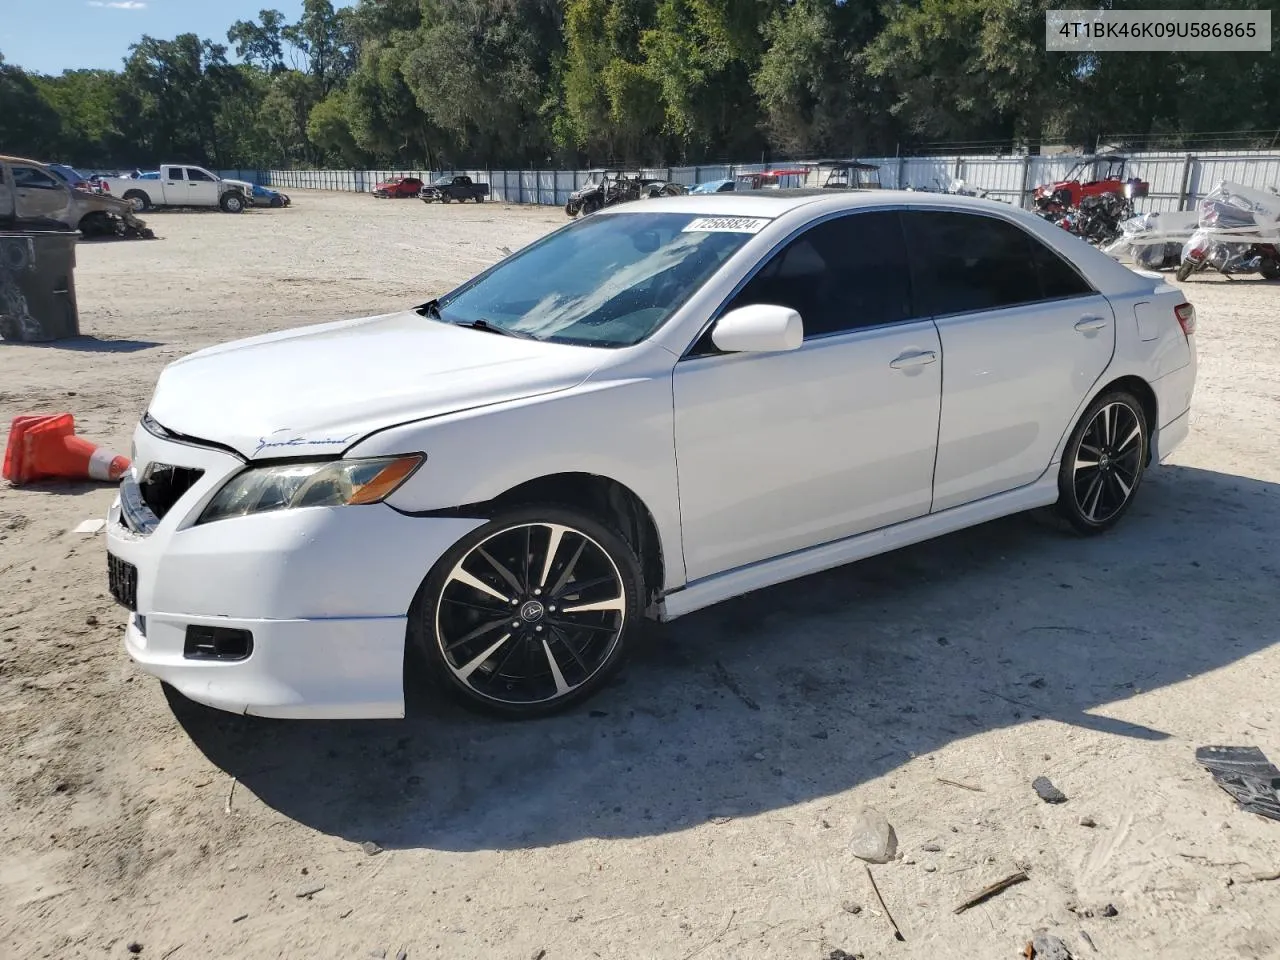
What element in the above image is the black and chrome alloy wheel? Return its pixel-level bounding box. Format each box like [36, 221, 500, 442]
[416, 507, 642, 716]
[1057, 391, 1148, 533]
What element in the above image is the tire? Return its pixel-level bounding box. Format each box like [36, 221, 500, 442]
[220, 191, 245, 213]
[581, 197, 603, 216]
[1176, 259, 1196, 282]
[411, 505, 644, 718]
[1260, 258, 1280, 281]
[122, 190, 150, 213]
[78, 211, 115, 238]
[564, 202, 578, 217]
[475, 194, 485, 202]
[270, 196, 283, 209]
[1055, 390, 1149, 535]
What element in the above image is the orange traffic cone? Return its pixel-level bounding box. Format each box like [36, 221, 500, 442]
[3, 413, 130, 485]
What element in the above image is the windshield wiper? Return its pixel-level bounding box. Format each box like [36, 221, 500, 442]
[453, 318, 538, 340]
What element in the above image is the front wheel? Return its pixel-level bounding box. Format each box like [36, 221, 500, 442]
[1056, 391, 1149, 534]
[412, 506, 644, 718]
[1176, 259, 1197, 282]
[1260, 258, 1280, 280]
[220, 191, 245, 213]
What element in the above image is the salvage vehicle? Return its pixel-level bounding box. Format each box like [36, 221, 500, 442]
[0, 155, 150, 237]
[564, 170, 684, 217]
[809, 160, 882, 190]
[420, 175, 490, 203]
[1033, 155, 1149, 214]
[250, 183, 291, 208]
[107, 192, 1198, 720]
[373, 176, 424, 199]
[98, 164, 253, 213]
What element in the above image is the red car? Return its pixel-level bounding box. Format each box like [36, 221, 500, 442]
[372, 176, 423, 199]
[1033, 155, 1149, 213]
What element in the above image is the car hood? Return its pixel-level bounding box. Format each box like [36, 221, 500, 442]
[146, 310, 608, 460]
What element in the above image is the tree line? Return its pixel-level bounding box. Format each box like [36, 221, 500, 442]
[2, 0, 1278, 172]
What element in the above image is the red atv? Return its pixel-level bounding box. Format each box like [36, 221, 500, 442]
[372, 176, 423, 199]
[1033, 155, 1148, 216]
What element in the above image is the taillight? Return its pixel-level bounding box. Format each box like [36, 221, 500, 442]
[1175, 303, 1196, 337]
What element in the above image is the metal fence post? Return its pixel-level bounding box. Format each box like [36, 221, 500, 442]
[1178, 154, 1194, 210]
[1019, 155, 1032, 208]
[897, 156, 905, 190]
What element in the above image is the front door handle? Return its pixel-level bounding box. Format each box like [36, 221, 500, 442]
[889, 350, 938, 370]
[1074, 315, 1108, 332]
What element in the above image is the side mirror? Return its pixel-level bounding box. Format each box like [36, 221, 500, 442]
[710, 304, 803, 354]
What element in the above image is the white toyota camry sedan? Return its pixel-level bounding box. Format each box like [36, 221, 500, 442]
[106, 190, 1197, 720]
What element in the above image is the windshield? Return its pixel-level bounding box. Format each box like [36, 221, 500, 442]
[436, 211, 764, 348]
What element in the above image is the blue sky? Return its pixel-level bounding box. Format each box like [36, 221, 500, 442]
[1, 0, 306, 74]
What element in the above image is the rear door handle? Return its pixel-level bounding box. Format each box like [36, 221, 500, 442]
[890, 350, 938, 369]
[1074, 316, 1108, 332]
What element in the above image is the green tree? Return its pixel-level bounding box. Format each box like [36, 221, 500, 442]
[0, 51, 65, 160]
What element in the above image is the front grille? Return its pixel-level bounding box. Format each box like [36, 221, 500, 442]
[108, 553, 137, 610]
[139, 464, 204, 519]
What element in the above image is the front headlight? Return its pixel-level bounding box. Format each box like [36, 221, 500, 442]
[197, 455, 423, 525]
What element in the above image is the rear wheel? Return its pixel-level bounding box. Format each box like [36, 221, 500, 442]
[1056, 390, 1149, 534]
[581, 196, 603, 216]
[1260, 258, 1280, 280]
[412, 505, 643, 718]
[122, 190, 150, 213]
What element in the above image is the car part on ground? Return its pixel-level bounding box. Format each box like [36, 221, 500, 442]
[1196, 745, 1280, 821]
[419, 175, 490, 203]
[0, 155, 152, 239]
[106, 191, 1198, 719]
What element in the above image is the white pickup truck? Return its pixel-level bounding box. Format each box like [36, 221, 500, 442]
[99, 165, 255, 214]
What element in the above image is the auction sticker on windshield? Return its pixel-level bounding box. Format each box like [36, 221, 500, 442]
[682, 216, 772, 234]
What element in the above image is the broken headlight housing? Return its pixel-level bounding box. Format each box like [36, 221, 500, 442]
[197, 455, 422, 524]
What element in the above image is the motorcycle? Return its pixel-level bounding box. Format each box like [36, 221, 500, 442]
[1177, 194, 1280, 281]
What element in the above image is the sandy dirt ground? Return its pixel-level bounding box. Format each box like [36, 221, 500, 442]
[2, 191, 1279, 960]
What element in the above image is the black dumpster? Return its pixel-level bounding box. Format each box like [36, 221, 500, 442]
[0, 230, 80, 342]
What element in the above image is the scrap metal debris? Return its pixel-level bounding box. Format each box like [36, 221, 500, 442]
[953, 869, 1030, 914]
[1195, 745, 1280, 821]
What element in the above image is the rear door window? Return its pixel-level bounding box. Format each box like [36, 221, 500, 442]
[167, 167, 186, 180]
[903, 210, 1084, 316]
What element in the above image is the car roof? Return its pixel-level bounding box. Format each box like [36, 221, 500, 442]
[0, 155, 50, 166]
[613, 188, 1022, 217]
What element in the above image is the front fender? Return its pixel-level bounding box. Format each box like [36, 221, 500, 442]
[345, 375, 686, 591]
